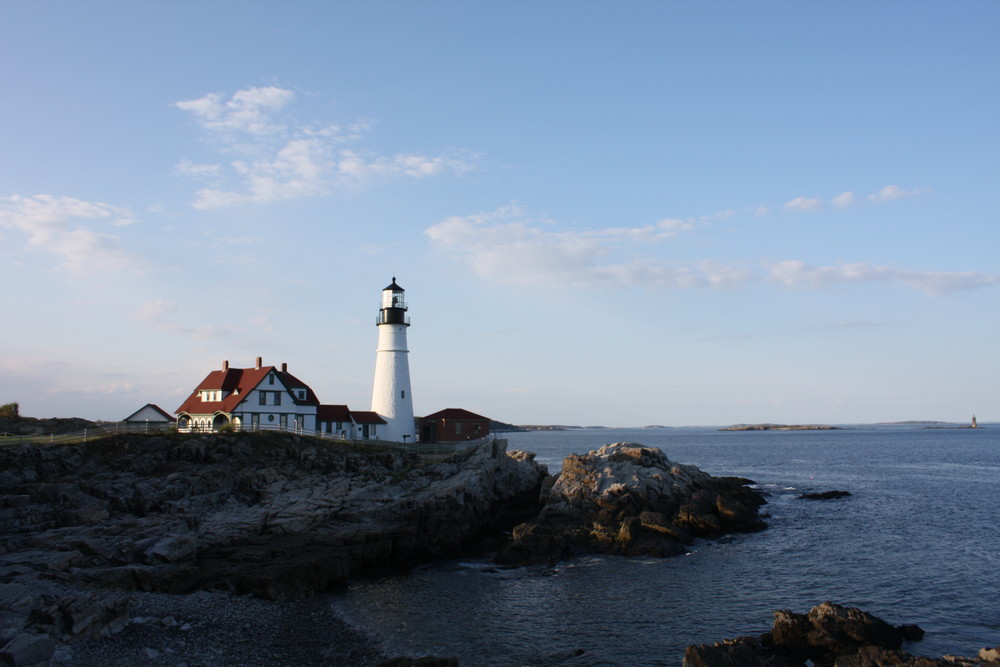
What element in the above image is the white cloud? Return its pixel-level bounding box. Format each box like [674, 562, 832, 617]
[426, 207, 606, 287]
[175, 86, 295, 135]
[831, 191, 855, 207]
[0, 194, 142, 274]
[868, 184, 923, 203]
[425, 207, 753, 289]
[784, 196, 822, 212]
[426, 206, 998, 296]
[134, 298, 237, 339]
[175, 86, 474, 209]
[766, 260, 997, 295]
[176, 159, 222, 179]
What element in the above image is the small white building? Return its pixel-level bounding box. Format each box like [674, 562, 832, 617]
[124, 404, 175, 429]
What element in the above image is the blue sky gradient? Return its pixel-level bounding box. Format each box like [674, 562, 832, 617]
[2, 1, 997, 426]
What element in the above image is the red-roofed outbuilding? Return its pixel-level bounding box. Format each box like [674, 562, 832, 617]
[418, 408, 490, 443]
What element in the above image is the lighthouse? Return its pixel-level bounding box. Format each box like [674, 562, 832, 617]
[370, 277, 415, 442]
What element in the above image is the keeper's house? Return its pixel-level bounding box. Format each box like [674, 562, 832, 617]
[175, 358, 386, 439]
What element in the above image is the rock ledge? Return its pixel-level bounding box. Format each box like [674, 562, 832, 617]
[495, 442, 766, 565]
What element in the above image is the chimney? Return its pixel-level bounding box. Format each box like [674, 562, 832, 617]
[281, 362, 288, 373]
[222, 360, 229, 371]
[255, 356, 262, 370]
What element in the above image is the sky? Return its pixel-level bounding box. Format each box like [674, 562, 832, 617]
[1, 1, 997, 427]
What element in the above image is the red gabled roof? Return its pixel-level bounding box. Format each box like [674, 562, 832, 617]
[421, 408, 489, 421]
[351, 411, 387, 425]
[317, 404, 352, 422]
[175, 365, 320, 415]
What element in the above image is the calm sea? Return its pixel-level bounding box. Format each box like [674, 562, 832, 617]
[331, 425, 1000, 666]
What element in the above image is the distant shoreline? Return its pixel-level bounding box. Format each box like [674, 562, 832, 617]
[508, 421, 983, 431]
[718, 424, 842, 432]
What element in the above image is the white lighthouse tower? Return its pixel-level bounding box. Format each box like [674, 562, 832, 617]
[370, 277, 415, 443]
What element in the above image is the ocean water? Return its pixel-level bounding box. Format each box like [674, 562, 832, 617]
[332, 425, 1000, 666]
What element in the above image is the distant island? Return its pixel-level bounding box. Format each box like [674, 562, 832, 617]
[719, 423, 842, 431]
[514, 425, 613, 431]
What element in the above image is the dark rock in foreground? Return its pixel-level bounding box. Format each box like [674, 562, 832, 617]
[684, 601, 999, 666]
[0, 432, 547, 663]
[495, 443, 767, 565]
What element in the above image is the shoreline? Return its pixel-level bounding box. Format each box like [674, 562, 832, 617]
[64, 590, 387, 666]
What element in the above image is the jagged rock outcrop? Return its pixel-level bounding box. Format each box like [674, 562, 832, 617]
[0, 432, 547, 663]
[683, 601, 999, 666]
[494, 442, 766, 565]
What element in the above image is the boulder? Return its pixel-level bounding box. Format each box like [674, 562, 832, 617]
[495, 443, 766, 565]
[0, 633, 56, 667]
[682, 602, 990, 667]
[769, 602, 906, 659]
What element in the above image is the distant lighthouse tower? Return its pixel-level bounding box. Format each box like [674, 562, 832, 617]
[371, 277, 415, 442]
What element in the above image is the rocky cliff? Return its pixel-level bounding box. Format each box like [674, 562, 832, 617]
[0, 432, 547, 663]
[495, 442, 767, 565]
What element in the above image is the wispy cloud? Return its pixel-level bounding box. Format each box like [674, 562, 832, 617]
[134, 299, 238, 339]
[175, 86, 475, 209]
[426, 206, 997, 295]
[831, 191, 855, 207]
[775, 185, 923, 215]
[175, 86, 295, 136]
[766, 260, 996, 295]
[784, 196, 823, 212]
[868, 184, 923, 203]
[0, 194, 142, 274]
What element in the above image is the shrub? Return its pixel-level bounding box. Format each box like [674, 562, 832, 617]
[0, 402, 19, 419]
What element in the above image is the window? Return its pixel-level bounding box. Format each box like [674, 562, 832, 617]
[455, 423, 462, 435]
[269, 374, 275, 385]
[259, 392, 266, 405]
[401, 390, 405, 399]
[274, 392, 281, 406]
